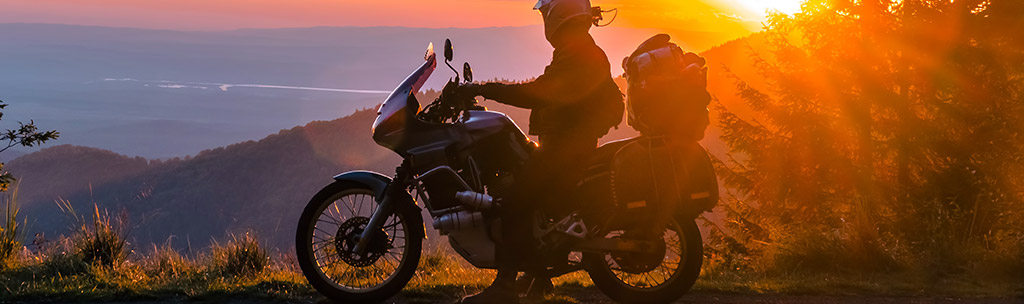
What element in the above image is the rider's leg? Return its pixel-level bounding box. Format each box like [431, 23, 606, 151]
[461, 134, 597, 303]
[517, 134, 598, 297]
[461, 146, 552, 304]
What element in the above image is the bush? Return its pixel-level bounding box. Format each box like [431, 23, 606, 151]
[56, 199, 129, 267]
[211, 232, 268, 277]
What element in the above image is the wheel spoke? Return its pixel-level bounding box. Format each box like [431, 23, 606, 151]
[356, 194, 366, 216]
[333, 201, 350, 222]
[367, 194, 377, 214]
[344, 196, 358, 216]
[314, 226, 335, 237]
[382, 221, 403, 230]
[312, 242, 333, 255]
[318, 216, 342, 226]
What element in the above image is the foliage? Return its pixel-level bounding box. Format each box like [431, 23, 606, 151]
[0, 186, 26, 267]
[711, 0, 1024, 277]
[210, 232, 269, 277]
[0, 99, 59, 192]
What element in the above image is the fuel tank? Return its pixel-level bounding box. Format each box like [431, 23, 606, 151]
[463, 110, 528, 141]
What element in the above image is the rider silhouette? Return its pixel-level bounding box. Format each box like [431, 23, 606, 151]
[457, 0, 623, 302]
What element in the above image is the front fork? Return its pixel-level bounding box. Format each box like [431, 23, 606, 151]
[353, 168, 410, 255]
[353, 194, 396, 254]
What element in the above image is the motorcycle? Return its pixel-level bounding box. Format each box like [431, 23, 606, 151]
[295, 39, 718, 304]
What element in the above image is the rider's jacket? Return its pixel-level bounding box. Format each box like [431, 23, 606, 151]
[478, 35, 624, 138]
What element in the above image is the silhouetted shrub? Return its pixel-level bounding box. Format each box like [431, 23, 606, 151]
[57, 199, 129, 267]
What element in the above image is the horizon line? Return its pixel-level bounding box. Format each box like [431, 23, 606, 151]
[0, 22, 546, 33]
[0, 22, 743, 36]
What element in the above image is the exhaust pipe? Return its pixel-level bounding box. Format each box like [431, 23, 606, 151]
[432, 191, 493, 233]
[455, 191, 493, 210]
[432, 210, 485, 233]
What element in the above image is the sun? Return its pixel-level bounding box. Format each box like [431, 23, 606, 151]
[731, 0, 804, 16]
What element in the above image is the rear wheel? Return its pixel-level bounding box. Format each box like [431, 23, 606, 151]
[295, 181, 422, 303]
[583, 215, 703, 304]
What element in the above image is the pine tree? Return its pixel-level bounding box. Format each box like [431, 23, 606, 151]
[712, 0, 1024, 274]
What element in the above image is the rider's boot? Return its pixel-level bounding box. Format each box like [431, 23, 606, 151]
[516, 272, 554, 300]
[460, 269, 519, 304]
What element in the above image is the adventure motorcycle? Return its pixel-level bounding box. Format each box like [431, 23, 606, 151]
[295, 39, 718, 304]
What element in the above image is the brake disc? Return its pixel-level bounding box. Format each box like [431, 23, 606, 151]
[335, 217, 390, 267]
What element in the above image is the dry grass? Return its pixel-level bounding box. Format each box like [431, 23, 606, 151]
[210, 232, 269, 277]
[2, 207, 1021, 304]
[2, 240, 1022, 303]
[55, 198, 129, 267]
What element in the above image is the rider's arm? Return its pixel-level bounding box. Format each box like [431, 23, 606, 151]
[477, 46, 610, 109]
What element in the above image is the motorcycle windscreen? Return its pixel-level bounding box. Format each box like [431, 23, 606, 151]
[372, 45, 437, 138]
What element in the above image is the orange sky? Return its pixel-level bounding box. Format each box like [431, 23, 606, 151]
[0, 0, 769, 41]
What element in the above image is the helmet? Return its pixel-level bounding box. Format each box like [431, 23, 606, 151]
[622, 34, 711, 137]
[623, 34, 707, 91]
[534, 0, 596, 43]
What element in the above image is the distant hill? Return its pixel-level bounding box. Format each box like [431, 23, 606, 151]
[8, 108, 399, 250]
[8, 145, 151, 208]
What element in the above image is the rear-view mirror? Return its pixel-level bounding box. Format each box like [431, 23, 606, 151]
[463, 62, 473, 83]
[444, 39, 454, 62]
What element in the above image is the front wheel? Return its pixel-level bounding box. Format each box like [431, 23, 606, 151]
[295, 181, 423, 303]
[583, 215, 703, 304]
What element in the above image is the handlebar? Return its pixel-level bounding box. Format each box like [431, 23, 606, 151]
[418, 80, 482, 123]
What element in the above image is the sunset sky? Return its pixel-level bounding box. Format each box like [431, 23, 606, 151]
[0, 0, 803, 44]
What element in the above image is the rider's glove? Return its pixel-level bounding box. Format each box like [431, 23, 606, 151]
[456, 83, 483, 99]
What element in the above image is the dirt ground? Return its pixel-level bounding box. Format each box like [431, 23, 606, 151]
[37, 289, 1024, 304]
[573, 291, 1024, 304]
[379, 289, 1024, 304]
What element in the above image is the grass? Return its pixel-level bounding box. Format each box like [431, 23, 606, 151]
[1, 200, 1020, 303]
[693, 269, 1024, 297]
[210, 232, 269, 277]
[1, 242, 1022, 303]
[0, 234, 316, 303]
[0, 186, 26, 269]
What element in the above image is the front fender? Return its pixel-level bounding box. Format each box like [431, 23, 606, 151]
[332, 170, 426, 239]
[333, 170, 392, 199]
